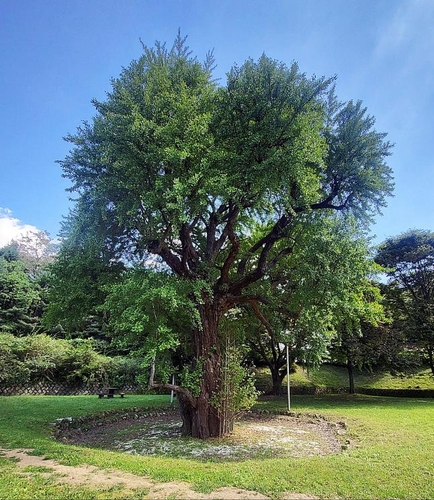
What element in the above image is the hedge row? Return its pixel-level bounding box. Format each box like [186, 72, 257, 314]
[284, 385, 434, 397]
[356, 387, 434, 398]
[0, 332, 146, 388]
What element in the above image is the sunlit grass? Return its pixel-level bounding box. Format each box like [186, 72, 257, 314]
[303, 364, 434, 390]
[256, 363, 434, 391]
[0, 393, 433, 499]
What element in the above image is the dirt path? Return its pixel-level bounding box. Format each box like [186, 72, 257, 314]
[1, 447, 317, 499]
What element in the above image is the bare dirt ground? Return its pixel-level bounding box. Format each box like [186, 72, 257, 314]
[58, 411, 346, 461]
[1, 412, 347, 499]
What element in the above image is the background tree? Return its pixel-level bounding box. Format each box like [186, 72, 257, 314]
[103, 268, 192, 386]
[42, 207, 125, 342]
[376, 230, 434, 374]
[330, 277, 386, 393]
[57, 34, 393, 438]
[0, 245, 44, 335]
[0, 332, 136, 388]
[244, 214, 383, 395]
[376, 282, 423, 373]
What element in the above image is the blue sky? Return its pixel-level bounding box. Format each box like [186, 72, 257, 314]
[1, 0, 433, 247]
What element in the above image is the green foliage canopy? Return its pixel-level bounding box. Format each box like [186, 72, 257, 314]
[242, 213, 385, 394]
[59, 37, 393, 285]
[55, 34, 394, 437]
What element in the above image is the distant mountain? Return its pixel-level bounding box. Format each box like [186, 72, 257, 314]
[0, 209, 60, 265]
[12, 230, 60, 261]
[1, 229, 60, 278]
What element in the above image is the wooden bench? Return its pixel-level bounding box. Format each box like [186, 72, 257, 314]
[98, 387, 125, 398]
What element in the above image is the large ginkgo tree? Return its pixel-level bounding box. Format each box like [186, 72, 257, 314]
[59, 34, 393, 438]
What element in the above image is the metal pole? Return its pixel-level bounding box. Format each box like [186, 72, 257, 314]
[286, 344, 291, 411]
[170, 374, 175, 406]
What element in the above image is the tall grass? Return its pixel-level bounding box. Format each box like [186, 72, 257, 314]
[0, 393, 433, 499]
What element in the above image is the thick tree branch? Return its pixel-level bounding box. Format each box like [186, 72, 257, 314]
[210, 203, 239, 263]
[237, 214, 291, 276]
[231, 215, 293, 294]
[180, 223, 200, 273]
[249, 300, 274, 335]
[150, 382, 197, 408]
[217, 208, 240, 287]
[148, 240, 188, 276]
[267, 245, 295, 270]
[205, 212, 218, 262]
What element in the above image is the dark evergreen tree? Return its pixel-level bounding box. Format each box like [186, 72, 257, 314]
[376, 230, 434, 374]
[0, 246, 44, 335]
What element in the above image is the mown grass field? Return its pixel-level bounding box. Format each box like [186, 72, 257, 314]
[254, 363, 434, 393]
[0, 388, 433, 499]
[293, 364, 434, 389]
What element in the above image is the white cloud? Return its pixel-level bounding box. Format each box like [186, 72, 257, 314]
[0, 207, 43, 248]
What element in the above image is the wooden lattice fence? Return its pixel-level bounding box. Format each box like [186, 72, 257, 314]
[0, 381, 139, 396]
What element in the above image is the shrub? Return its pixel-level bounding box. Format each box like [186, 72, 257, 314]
[0, 332, 30, 384]
[0, 333, 149, 390]
[61, 338, 115, 386]
[22, 334, 71, 381]
[108, 356, 145, 388]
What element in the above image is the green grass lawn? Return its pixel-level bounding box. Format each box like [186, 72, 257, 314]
[1, 392, 433, 499]
[303, 364, 434, 390]
[256, 363, 434, 392]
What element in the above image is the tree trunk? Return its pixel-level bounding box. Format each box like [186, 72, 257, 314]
[427, 345, 434, 376]
[178, 300, 225, 438]
[269, 366, 286, 395]
[177, 391, 194, 436]
[347, 358, 355, 394]
[147, 356, 156, 390]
